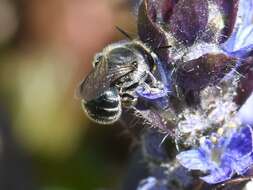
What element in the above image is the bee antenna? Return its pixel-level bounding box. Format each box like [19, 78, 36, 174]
[115, 26, 133, 40]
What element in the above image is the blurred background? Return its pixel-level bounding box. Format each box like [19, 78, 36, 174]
[0, 0, 139, 189]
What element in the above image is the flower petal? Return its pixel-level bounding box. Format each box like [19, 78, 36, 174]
[200, 165, 234, 184]
[232, 154, 253, 175]
[226, 126, 253, 159]
[200, 156, 234, 184]
[222, 0, 253, 53]
[136, 85, 169, 100]
[228, 44, 253, 58]
[238, 92, 253, 124]
[176, 149, 211, 172]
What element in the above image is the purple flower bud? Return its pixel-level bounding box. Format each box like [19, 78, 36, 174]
[169, 0, 208, 45]
[138, 0, 172, 65]
[137, 0, 246, 92]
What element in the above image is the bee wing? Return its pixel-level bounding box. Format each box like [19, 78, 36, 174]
[77, 60, 136, 101]
[106, 63, 137, 82]
[77, 60, 110, 101]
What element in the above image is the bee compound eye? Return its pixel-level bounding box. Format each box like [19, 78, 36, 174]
[92, 53, 103, 68]
[80, 89, 122, 125]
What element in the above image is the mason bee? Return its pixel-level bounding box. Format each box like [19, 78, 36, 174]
[77, 40, 168, 124]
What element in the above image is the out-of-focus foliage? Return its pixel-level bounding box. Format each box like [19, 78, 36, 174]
[0, 0, 136, 189]
[0, 0, 17, 45]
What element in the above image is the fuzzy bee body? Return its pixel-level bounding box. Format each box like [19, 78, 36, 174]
[81, 88, 121, 125]
[78, 40, 168, 124]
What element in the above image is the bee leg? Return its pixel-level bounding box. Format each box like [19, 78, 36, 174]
[142, 82, 163, 94]
[146, 71, 158, 84]
[141, 82, 152, 93]
[121, 92, 138, 107]
[146, 71, 164, 89]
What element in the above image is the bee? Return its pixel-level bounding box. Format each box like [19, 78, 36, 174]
[77, 40, 169, 124]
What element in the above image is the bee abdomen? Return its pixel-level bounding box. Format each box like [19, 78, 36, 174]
[81, 88, 122, 125]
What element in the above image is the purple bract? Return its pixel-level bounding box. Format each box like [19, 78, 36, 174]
[137, 0, 253, 93]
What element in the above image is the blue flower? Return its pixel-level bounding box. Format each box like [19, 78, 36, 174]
[239, 93, 253, 125]
[222, 0, 253, 58]
[176, 126, 253, 184]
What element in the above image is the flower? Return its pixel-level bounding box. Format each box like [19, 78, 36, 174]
[134, 0, 253, 188]
[176, 126, 253, 184]
[239, 92, 253, 125]
[137, 1, 253, 184]
[222, 0, 253, 58]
